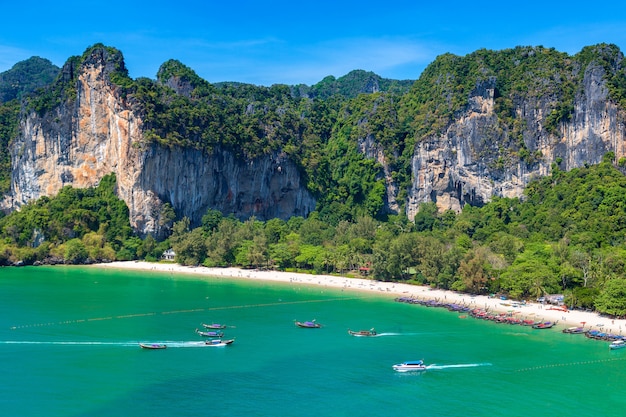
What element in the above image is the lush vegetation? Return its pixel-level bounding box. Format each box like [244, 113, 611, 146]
[291, 69, 414, 100]
[3, 161, 626, 316]
[0, 57, 60, 195]
[2, 43, 626, 317]
[0, 174, 167, 265]
[0, 57, 60, 103]
[0, 99, 19, 195]
[4, 43, 625, 221]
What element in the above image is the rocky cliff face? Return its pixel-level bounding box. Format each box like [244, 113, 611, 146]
[2, 48, 315, 236]
[404, 63, 626, 218]
[2, 45, 625, 233]
[135, 145, 314, 236]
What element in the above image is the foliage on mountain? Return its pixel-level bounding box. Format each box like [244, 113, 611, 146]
[315, 93, 404, 222]
[0, 174, 166, 265]
[24, 44, 131, 116]
[399, 46, 575, 141]
[0, 99, 19, 195]
[129, 59, 320, 164]
[292, 69, 414, 100]
[577, 43, 626, 109]
[0, 56, 60, 103]
[3, 43, 625, 223]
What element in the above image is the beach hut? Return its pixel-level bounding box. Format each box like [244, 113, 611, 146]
[161, 249, 176, 261]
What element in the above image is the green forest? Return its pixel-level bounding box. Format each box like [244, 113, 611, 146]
[2, 43, 626, 317]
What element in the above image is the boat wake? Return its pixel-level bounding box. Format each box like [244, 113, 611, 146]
[426, 363, 492, 370]
[0, 340, 228, 348]
[0, 340, 138, 346]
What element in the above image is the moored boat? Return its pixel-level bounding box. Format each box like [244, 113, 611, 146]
[609, 340, 626, 350]
[532, 321, 557, 329]
[392, 360, 427, 372]
[196, 328, 224, 337]
[563, 326, 586, 334]
[139, 343, 167, 349]
[204, 338, 235, 347]
[295, 320, 321, 328]
[348, 328, 377, 337]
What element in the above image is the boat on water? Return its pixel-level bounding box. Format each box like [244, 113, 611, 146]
[392, 360, 427, 372]
[348, 328, 377, 337]
[295, 320, 321, 328]
[196, 328, 224, 337]
[139, 343, 167, 350]
[563, 326, 586, 334]
[204, 338, 235, 347]
[609, 340, 626, 350]
[202, 323, 227, 329]
[532, 321, 557, 329]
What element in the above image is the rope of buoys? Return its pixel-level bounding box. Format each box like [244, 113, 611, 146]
[516, 357, 626, 372]
[9, 297, 359, 329]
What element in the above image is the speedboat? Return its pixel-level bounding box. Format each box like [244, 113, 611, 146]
[139, 343, 167, 349]
[295, 320, 321, 328]
[609, 340, 626, 350]
[196, 328, 224, 337]
[392, 360, 427, 372]
[348, 328, 377, 337]
[204, 338, 234, 347]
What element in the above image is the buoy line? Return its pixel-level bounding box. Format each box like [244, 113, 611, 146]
[516, 356, 626, 372]
[9, 297, 359, 330]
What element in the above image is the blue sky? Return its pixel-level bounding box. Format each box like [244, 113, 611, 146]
[2, 1, 625, 86]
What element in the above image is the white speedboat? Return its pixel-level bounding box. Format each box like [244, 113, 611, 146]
[392, 360, 427, 372]
[609, 340, 626, 350]
[204, 338, 235, 347]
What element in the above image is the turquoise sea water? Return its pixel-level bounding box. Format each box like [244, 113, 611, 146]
[1, 266, 625, 416]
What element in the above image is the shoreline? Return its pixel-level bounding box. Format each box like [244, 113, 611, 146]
[94, 261, 625, 336]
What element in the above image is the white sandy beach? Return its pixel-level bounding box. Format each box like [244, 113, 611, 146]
[95, 261, 626, 335]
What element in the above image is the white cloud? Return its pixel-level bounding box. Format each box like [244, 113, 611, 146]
[189, 37, 436, 85]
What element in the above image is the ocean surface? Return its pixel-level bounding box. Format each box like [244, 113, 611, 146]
[1, 265, 625, 416]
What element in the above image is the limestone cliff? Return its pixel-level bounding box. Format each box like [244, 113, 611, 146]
[2, 44, 625, 234]
[403, 56, 626, 218]
[2, 47, 315, 236]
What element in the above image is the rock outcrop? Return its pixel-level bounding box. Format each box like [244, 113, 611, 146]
[2, 44, 625, 233]
[405, 62, 626, 217]
[2, 47, 315, 237]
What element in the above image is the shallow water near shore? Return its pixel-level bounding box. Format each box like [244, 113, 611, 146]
[2, 266, 625, 416]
